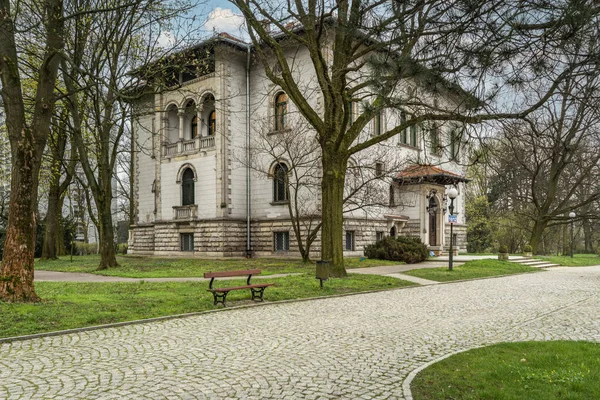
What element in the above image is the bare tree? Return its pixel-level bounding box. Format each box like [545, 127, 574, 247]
[231, 0, 600, 276]
[61, 0, 196, 269]
[487, 73, 600, 254]
[247, 112, 412, 262]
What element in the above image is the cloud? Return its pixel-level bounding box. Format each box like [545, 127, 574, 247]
[203, 7, 248, 40]
[157, 31, 177, 49]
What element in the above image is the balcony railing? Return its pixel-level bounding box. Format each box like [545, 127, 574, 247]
[162, 136, 215, 158]
[164, 142, 178, 156]
[173, 205, 198, 220]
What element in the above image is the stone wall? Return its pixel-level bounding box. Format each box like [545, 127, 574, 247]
[129, 216, 442, 258]
[444, 224, 467, 252]
[129, 224, 155, 254]
[130, 219, 247, 257]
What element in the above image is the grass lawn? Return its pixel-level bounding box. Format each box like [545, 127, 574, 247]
[0, 273, 414, 339]
[403, 259, 539, 282]
[411, 341, 600, 400]
[538, 254, 600, 267]
[35, 255, 398, 278]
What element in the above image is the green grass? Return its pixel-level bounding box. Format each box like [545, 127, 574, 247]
[538, 254, 600, 267]
[403, 259, 539, 282]
[411, 341, 600, 400]
[35, 255, 398, 278]
[0, 273, 414, 339]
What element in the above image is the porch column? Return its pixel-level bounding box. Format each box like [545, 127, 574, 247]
[177, 110, 185, 153]
[196, 105, 203, 149]
[178, 110, 185, 140]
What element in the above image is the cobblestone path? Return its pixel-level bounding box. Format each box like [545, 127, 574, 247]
[1, 266, 599, 399]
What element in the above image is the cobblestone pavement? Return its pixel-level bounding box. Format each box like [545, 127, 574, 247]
[2, 266, 599, 399]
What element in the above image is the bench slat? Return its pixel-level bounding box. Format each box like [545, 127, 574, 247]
[207, 283, 274, 292]
[204, 269, 262, 279]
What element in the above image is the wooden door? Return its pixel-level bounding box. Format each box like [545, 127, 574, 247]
[429, 212, 437, 246]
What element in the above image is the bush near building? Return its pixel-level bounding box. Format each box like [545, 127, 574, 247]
[364, 236, 428, 264]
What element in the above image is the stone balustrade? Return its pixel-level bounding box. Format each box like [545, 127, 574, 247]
[162, 136, 215, 158]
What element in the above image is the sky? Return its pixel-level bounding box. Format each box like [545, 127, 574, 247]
[192, 1, 247, 40]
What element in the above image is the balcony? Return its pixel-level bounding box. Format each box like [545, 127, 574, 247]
[162, 136, 215, 158]
[173, 205, 198, 220]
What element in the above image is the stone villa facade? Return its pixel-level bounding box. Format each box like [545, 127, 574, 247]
[128, 33, 470, 258]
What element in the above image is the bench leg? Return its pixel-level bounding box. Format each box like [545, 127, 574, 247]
[250, 287, 267, 302]
[212, 291, 229, 307]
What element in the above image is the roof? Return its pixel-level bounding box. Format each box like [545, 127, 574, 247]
[394, 165, 470, 185]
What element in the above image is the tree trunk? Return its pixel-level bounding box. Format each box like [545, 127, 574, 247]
[320, 151, 347, 277]
[96, 193, 118, 270]
[582, 218, 594, 254]
[0, 129, 42, 302]
[529, 219, 548, 255]
[56, 195, 66, 255]
[41, 172, 62, 260]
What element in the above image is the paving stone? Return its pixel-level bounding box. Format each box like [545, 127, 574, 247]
[1, 267, 600, 399]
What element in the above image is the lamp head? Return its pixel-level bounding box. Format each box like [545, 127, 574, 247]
[569, 211, 576, 219]
[447, 187, 458, 200]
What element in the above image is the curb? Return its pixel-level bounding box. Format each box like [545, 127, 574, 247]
[402, 346, 483, 400]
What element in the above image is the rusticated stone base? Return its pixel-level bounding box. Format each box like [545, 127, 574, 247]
[129, 217, 468, 258]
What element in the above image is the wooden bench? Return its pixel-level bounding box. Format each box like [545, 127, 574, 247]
[204, 269, 274, 307]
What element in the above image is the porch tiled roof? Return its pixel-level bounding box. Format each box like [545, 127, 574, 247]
[394, 165, 470, 185]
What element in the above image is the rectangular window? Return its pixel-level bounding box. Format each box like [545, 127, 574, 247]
[274, 231, 290, 252]
[450, 126, 461, 160]
[400, 111, 408, 144]
[389, 185, 395, 207]
[181, 233, 194, 251]
[376, 231, 384, 242]
[375, 162, 384, 177]
[345, 231, 355, 251]
[410, 124, 418, 147]
[430, 123, 440, 155]
[374, 111, 382, 135]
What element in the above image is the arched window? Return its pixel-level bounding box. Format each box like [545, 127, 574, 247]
[208, 110, 216, 136]
[275, 92, 287, 131]
[273, 163, 289, 203]
[191, 115, 198, 138]
[182, 168, 195, 206]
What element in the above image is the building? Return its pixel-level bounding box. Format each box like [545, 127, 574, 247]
[128, 32, 470, 257]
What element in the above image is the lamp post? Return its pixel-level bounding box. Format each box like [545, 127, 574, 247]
[447, 187, 458, 271]
[569, 211, 576, 258]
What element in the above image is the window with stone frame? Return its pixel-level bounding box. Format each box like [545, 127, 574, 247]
[449, 125, 461, 161]
[274, 92, 288, 131]
[181, 168, 195, 206]
[373, 110, 382, 135]
[181, 233, 194, 251]
[375, 162, 384, 178]
[274, 231, 290, 251]
[429, 123, 441, 155]
[208, 110, 216, 136]
[345, 231, 355, 251]
[272, 162, 289, 203]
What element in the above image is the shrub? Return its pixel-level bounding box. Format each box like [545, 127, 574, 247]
[498, 245, 508, 253]
[76, 242, 99, 256]
[117, 243, 128, 254]
[364, 236, 428, 264]
[523, 244, 532, 253]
